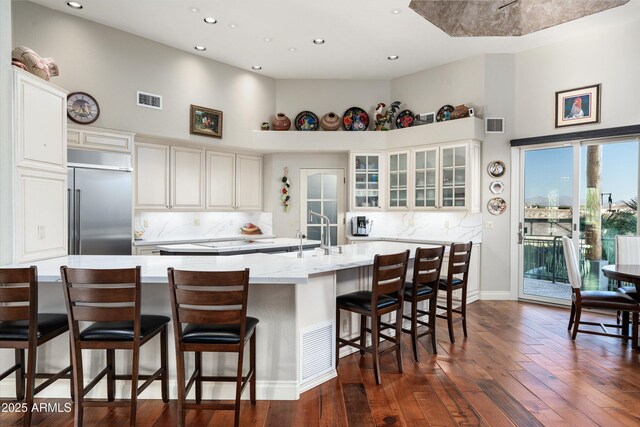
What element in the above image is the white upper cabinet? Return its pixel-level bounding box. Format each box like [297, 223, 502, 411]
[350, 152, 384, 210]
[134, 142, 170, 209]
[13, 68, 67, 173]
[171, 146, 205, 210]
[388, 150, 409, 209]
[68, 125, 133, 153]
[413, 147, 439, 209]
[235, 154, 262, 211]
[206, 151, 236, 210]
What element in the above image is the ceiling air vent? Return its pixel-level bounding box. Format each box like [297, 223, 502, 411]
[137, 91, 162, 110]
[485, 117, 505, 134]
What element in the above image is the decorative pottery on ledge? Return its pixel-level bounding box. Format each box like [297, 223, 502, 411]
[271, 113, 291, 131]
[320, 112, 341, 131]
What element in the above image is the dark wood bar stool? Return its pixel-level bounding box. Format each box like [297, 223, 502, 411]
[402, 246, 445, 360]
[167, 268, 257, 427]
[336, 250, 410, 385]
[437, 242, 473, 343]
[60, 266, 169, 427]
[0, 266, 72, 427]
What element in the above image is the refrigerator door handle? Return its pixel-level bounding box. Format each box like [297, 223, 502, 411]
[75, 189, 81, 254]
[68, 188, 73, 255]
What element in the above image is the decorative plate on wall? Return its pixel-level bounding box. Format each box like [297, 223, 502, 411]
[489, 180, 504, 195]
[395, 109, 415, 129]
[436, 105, 454, 122]
[342, 107, 369, 131]
[487, 160, 506, 178]
[294, 111, 319, 131]
[487, 197, 507, 215]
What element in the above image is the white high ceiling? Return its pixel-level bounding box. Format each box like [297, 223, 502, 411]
[29, 0, 640, 79]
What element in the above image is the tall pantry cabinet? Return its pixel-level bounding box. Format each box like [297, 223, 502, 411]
[12, 68, 68, 262]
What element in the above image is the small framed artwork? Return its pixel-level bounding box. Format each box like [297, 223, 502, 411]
[555, 84, 601, 128]
[190, 104, 223, 138]
[415, 112, 436, 126]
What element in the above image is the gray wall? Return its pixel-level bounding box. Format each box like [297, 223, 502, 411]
[12, 1, 276, 147]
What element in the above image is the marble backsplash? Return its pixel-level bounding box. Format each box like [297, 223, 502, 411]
[346, 211, 482, 243]
[134, 212, 273, 242]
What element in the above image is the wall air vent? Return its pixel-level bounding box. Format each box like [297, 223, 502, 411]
[137, 91, 162, 110]
[300, 321, 334, 384]
[485, 117, 505, 134]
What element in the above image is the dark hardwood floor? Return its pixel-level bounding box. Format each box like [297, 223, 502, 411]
[3, 301, 640, 426]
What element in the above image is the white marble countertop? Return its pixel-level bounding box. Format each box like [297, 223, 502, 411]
[157, 238, 321, 253]
[346, 236, 481, 245]
[133, 234, 277, 246]
[6, 242, 435, 284]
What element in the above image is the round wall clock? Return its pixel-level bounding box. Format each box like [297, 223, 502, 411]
[67, 91, 100, 124]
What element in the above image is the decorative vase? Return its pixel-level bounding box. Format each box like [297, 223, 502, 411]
[272, 113, 291, 131]
[261, 122, 270, 131]
[450, 104, 470, 120]
[320, 112, 341, 131]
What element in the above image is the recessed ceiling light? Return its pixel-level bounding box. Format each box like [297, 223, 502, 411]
[252, 65, 262, 70]
[204, 17, 217, 24]
[391, 9, 401, 14]
[66, 1, 83, 9]
[288, 47, 296, 52]
[313, 38, 325, 45]
[264, 37, 272, 42]
[189, 6, 200, 13]
[194, 45, 207, 51]
[388, 55, 399, 60]
[229, 23, 237, 29]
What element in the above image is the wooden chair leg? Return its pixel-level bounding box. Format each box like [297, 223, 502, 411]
[106, 349, 115, 402]
[633, 312, 639, 351]
[129, 346, 139, 427]
[160, 326, 169, 403]
[461, 287, 468, 338]
[233, 346, 245, 427]
[622, 311, 630, 337]
[250, 331, 256, 405]
[195, 351, 202, 404]
[175, 348, 186, 427]
[429, 298, 438, 354]
[395, 307, 403, 373]
[359, 314, 366, 356]
[371, 315, 382, 385]
[23, 346, 37, 427]
[69, 340, 75, 400]
[15, 349, 25, 401]
[571, 305, 582, 340]
[71, 344, 84, 427]
[568, 302, 576, 331]
[335, 306, 341, 368]
[410, 301, 419, 362]
[446, 291, 455, 343]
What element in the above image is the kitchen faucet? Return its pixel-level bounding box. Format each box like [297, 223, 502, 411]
[308, 210, 331, 255]
[296, 229, 305, 258]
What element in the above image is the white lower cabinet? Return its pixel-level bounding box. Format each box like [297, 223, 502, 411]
[134, 246, 160, 255]
[14, 169, 67, 262]
[205, 152, 262, 211]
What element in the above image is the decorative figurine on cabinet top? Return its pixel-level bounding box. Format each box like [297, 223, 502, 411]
[272, 113, 291, 131]
[374, 101, 402, 131]
[320, 112, 341, 131]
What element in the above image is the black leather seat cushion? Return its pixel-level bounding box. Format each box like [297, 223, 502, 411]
[182, 317, 259, 344]
[404, 282, 434, 299]
[582, 291, 639, 310]
[337, 290, 398, 312]
[438, 277, 463, 289]
[79, 315, 169, 341]
[0, 313, 68, 341]
[618, 286, 640, 302]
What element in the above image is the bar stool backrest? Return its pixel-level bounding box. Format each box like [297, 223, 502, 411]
[0, 267, 37, 330]
[60, 266, 141, 341]
[616, 236, 640, 264]
[412, 246, 445, 292]
[445, 242, 473, 284]
[167, 268, 250, 343]
[372, 250, 410, 304]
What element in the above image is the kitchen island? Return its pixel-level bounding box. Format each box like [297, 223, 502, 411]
[156, 237, 321, 255]
[0, 242, 470, 401]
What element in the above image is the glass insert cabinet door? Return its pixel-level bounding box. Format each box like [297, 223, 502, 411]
[441, 146, 466, 207]
[388, 151, 408, 208]
[414, 148, 438, 208]
[354, 154, 381, 209]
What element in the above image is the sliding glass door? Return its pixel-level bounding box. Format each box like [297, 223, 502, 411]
[517, 138, 638, 303]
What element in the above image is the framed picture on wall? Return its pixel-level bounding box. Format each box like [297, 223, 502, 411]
[190, 104, 223, 138]
[555, 84, 601, 128]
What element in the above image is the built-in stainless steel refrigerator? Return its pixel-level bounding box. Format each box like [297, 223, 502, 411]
[67, 149, 133, 255]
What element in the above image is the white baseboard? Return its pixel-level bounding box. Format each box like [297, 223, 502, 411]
[0, 379, 299, 401]
[298, 369, 336, 394]
[479, 291, 514, 300]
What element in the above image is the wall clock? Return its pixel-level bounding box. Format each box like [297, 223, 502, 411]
[67, 91, 100, 124]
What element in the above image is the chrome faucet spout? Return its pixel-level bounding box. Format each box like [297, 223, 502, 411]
[308, 210, 331, 255]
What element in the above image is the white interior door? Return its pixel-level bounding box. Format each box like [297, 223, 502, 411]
[300, 169, 345, 246]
